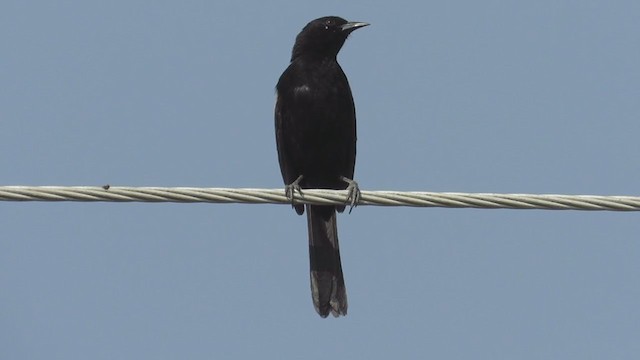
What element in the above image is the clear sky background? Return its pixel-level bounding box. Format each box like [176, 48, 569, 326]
[2, 1, 639, 359]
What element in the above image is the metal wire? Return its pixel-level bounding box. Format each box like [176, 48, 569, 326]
[1, 186, 640, 211]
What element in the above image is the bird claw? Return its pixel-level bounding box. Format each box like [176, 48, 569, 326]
[340, 176, 361, 214]
[285, 175, 304, 208]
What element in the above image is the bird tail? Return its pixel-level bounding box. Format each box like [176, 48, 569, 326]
[306, 205, 348, 317]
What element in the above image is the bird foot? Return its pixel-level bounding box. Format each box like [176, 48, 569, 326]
[285, 175, 304, 208]
[340, 176, 361, 213]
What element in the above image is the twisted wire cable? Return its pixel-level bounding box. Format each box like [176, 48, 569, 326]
[1, 186, 639, 211]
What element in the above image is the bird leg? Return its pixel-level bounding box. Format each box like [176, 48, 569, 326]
[340, 176, 361, 213]
[285, 174, 304, 207]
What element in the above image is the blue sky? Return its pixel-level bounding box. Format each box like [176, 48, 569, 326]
[2, 1, 640, 359]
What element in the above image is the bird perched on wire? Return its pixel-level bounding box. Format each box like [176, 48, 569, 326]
[275, 16, 368, 317]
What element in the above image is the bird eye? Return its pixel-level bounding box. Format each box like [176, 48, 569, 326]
[324, 19, 333, 29]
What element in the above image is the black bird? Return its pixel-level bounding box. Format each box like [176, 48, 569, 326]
[275, 16, 368, 317]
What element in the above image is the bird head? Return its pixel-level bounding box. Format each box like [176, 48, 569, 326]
[291, 16, 369, 61]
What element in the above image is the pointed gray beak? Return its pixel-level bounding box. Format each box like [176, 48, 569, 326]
[341, 21, 370, 33]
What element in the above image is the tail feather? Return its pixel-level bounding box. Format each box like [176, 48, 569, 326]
[306, 205, 347, 317]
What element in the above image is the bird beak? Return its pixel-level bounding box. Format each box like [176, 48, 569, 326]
[341, 21, 370, 33]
